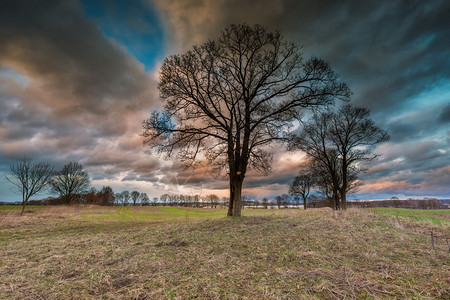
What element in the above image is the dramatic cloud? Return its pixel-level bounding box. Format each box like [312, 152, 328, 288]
[0, 0, 449, 201]
[0, 0, 161, 200]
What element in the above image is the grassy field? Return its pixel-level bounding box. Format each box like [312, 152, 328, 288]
[1, 206, 449, 299]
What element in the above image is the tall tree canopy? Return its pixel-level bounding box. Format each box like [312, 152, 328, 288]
[143, 24, 350, 216]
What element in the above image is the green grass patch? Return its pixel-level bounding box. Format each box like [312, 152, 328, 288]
[80, 206, 229, 223]
[0, 205, 45, 212]
[372, 208, 450, 225]
[80, 206, 279, 224]
[157, 206, 226, 218]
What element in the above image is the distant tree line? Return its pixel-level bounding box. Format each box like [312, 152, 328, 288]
[8, 158, 443, 213]
[253, 193, 330, 209]
[40, 186, 116, 206]
[242, 196, 447, 210]
[348, 198, 444, 209]
[140, 194, 228, 208]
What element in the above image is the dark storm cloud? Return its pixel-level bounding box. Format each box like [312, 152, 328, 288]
[257, 1, 450, 120]
[0, 0, 157, 133]
[439, 103, 450, 123]
[0, 0, 151, 107]
[83, 144, 163, 181]
[157, 0, 450, 113]
[0, 0, 158, 177]
[387, 105, 448, 142]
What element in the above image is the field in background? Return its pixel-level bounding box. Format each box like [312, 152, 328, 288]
[373, 207, 450, 225]
[1, 206, 449, 299]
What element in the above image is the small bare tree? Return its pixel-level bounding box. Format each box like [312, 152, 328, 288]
[97, 186, 115, 206]
[143, 24, 350, 217]
[6, 159, 54, 215]
[205, 194, 220, 208]
[262, 197, 269, 209]
[120, 190, 130, 206]
[289, 163, 316, 209]
[131, 190, 140, 206]
[115, 193, 123, 206]
[275, 195, 283, 209]
[51, 162, 90, 204]
[139, 192, 150, 205]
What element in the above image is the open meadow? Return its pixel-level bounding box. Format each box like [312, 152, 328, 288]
[1, 206, 449, 299]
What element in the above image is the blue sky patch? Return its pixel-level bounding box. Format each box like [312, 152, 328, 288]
[80, 0, 165, 71]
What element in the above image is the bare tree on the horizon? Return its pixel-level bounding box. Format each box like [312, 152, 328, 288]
[51, 162, 90, 205]
[143, 24, 350, 217]
[120, 190, 131, 206]
[115, 192, 123, 206]
[97, 186, 115, 206]
[289, 162, 316, 210]
[6, 159, 54, 215]
[131, 190, 140, 206]
[139, 192, 150, 205]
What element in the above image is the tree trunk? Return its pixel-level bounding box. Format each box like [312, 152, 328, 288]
[341, 155, 347, 210]
[340, 189, 347, 210]
[332, 192, 339, 210]
[20, 201, 26, 216]
[227, 185, 234, 216]
[303, 197, 307, 210]
[228, 177, 243, 217]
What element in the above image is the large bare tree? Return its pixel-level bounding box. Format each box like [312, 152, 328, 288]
[143, 24, 350, 216]
[330, 104, 389, 208]
[290, 113, 342, 209]
[51, 162, 90, 204]
[294, 104, 389, 209]
[6, 159, 54, 215]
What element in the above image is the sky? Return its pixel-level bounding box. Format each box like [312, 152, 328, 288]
[0, 0, 449, 202]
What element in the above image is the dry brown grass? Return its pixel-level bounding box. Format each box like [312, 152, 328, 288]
[1, 206, 449, 299]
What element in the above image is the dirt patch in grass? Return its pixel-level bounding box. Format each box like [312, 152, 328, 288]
[1, 207, 449, 299]
[155, 239, 189, 247]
